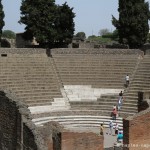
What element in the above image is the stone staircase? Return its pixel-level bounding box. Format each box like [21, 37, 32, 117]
[123, 55, 150, 113]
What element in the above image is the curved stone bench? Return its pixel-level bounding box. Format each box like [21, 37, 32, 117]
[33, 115, 123, 130]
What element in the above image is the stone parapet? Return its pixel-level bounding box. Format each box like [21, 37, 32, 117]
[0, 48, 47, 56]
[51, 48, 143, 55]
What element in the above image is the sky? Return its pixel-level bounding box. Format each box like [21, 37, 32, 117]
[2, 0, 150, 37]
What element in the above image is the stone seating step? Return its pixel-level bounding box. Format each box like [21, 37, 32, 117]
[6, 86, 60, 90]
[25, 99, 53, 103]
[31, 109, 135, 119]
[79, 101, 138, 107]
[27, 102, 52, 107]
[54, 58, 137, 61]
[29, 105, 70, 114]
[16, 91, 61, 96]
[70, 105, 137, 113]
[127, 85, 150, 89]
[55, 66, 136, 69]
[132, 78, 150, 82]
[57, 71, 133, 74]
[71, 103, 138, 109]
[61, 81, 124, 84]
[55, 64, 136, 67]
[0, 80, 59, 85]
[1, 83, 59, 87]
[20, 94, 62, 99]
[57, 62, 135, 65]
[33, 116, 123, 130]
[59, 75, 129, 79]
[98, 98, 138, 104]
[63, 84, 123, 89]
[13, 89, 60, 94]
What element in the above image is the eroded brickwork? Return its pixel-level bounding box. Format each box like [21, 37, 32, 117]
[61, 131, 104, 150]
[0, 90, 46, 150]
[0, 92, 19, 149]
[123, 108, 150, 150]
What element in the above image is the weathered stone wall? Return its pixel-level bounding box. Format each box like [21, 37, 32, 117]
[0, 48, 46, 55]
[38, 121, 63, 150]
[123, 108, 150, 150]
[0, 91, 19, 149]
[51, 48, 143, 55]
[0, 47, 143, 56]
[0, 89, 46, 150]
[61, 131, 104, 150]
[1, 38, 16, 48]
[16, 33, 39, 48]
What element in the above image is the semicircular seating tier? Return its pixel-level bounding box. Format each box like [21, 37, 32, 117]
[0, 48, 147, 131]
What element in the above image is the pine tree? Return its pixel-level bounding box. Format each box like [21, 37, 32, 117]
[112, 0, 150, 48]
[0, 0, 5, 40]
[19, 0, 75, 47]
[54, 2, 75, 45]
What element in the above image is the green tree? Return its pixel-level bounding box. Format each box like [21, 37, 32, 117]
[2, 30, 16, 39]
[0, 0, 5, 39]
[98, 28, 110, 36]
[19, 0, 57, 47]
[19, 0, 75, 47]
[75, 32, 86, 40]
[112, 0, 150, 48]
[54, 2, 75, 45]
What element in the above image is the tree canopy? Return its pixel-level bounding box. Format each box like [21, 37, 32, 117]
[0, 0, 5, 39]
[2, 30, 16, 39]
[112, 0, 150, 48]
[19, 0, 75, 48]
[98, 28, 110, 36]
[75, 32, 86, 40]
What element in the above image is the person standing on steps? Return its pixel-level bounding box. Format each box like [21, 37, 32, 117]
[119, 91, 123, 100]
[100, 123, 105, 135]
[108, 120, 113, 135]
[117, 98, 122, 111]
[125, 74, 129, 87]
[115, 123, 119, 135]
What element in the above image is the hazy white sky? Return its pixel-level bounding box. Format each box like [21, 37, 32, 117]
[2, 0, 150, 37]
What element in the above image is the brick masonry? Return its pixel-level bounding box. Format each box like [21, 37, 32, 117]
[123, 108, 150, 150]
[0, 89, 46, 150]
[61, 131, 104, 150]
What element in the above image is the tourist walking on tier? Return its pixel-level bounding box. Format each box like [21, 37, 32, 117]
[112, 108, 117, 120]
[117, 98, 122, 111]
[113, 105, 117, 110]
[115, 123, 119, 135]
[100, 123, 105, 135]
[108, 121, 113, 135]
[125, 74, 129, 87]
[117, 131, 123, 142]
[119, 91, 123, 100]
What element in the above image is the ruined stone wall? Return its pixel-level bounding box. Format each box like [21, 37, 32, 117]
[123, 108, 150, 150]
[0, 91, 19, 149]
[0, 48, 46, 55]
[16, 33, 39, 48]
[51, 48, 143, 55]
[0, 89, 46, 150]
[61, 131, 103, 150]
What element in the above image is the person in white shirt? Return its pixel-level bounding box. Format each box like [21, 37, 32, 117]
[115, 123, 119, 135]
[125, 74, 129, 87]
